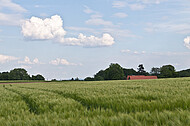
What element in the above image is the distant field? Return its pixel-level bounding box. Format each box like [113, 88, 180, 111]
[0, 78, 190, 125]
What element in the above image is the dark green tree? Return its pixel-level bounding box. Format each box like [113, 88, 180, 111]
[94, 70, 106, 80]
[84, 77, 95, 81]
[137, 64, 149, 75]
[105, 63, 125, 80]
[94, 76, 104, 81]
[75, 77, 79, 81]
[31, 74, 45, 80]
[177, 69, 190, 77]
[150, 67, 160, 76]
[0, 72, 9, 80]
[9, 68, 30, 80]
[160, 65, 176, 78]
[123, 68, 137, 77]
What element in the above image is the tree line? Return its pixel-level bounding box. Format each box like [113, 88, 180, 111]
[84, 63, 190, 81]
[0, 68, 45, 80]
[1, 64, 190, 81]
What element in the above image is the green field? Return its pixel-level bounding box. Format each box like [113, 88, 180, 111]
[0, 78, 190, 126]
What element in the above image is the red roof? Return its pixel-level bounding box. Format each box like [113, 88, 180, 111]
[127, 75, 157, 80]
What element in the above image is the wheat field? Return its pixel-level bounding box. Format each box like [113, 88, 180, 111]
[0, 78, 190, 126]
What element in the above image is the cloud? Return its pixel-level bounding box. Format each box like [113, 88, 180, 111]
[102, 28, 136, 38]
[0, 0, 26, 26]
[0, 13, 23, 26]
[60, 33, 114, 47]
[184, 36, 190, 49]
[129, 4, 145, 10]
[83, 6, 113, 27]
[66, 26, 95, 33]
[83, 5, 95, 14]
[121, 49, 130, 53]
[112, 1, 126, 8]
[22, 15, 115, 47]
[0, 0, 27, 12]
[22, 15, 66, 40]
[85, 18, 114, 27]
[145, 22, 190, 34]
[50, 58, 76, 66]
[20, 65, 32, 69]
[0, 54, 18, 63]
[90, 14, 103, 19]
[112, 0, 166, 11]
[121, 49, 146, 54]
[18, 56, 42, 64]
[113, 13, 128, 18]
[141, 0, 167, 4]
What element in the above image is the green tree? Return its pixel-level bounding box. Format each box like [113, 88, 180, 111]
[84, 77, 95, 81]
[94, 76, 104, 81]
[0, 72, 9, 80]
[150, 67, 160, 76]
[137, 64, 149, 75]
[75, 77, 79, 81]
[94, 70, 106, 80]
[160, 65, 176, 78]
[178, 69, 190, 77]
[9, 68, 30, 80]
[31, 74, 45, 80]
[123, 68, 137, 77]
[105, 63, 125, 80]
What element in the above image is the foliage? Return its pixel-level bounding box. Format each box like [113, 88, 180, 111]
[177, 69, 190, 77]
[0, 68, 45, 80]
[160, 65, 177, 78]
[84, 77, 95, 81]
[137, 64, 149, 75]
[8, 68, 30, 80]
[93, 63, 125, 80]
[150, 67, 160, 76]
[94, 70, 106, 80]
[31, 74, 45, 80]
[123, 68, 137, 77]
[0, 78, 190, 125]
[0, 72, 9, 80]
[104, 63, 125, 80]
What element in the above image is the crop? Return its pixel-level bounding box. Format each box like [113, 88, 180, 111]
[0, 78, 190, 125]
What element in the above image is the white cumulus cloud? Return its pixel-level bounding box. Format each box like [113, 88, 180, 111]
[59, 33, 114, 47]
[50, 58, 76, 66]
[184, 36, 190, 49]
[22, 15, 66, 40]
[21, 15, 115, 47]
[18, 56, 42, 64]
[0, 54, 18, 63]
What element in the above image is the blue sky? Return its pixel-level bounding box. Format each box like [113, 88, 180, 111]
[1, 0, 190, 80]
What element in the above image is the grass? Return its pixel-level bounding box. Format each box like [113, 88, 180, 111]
[0, 78, 190, 125]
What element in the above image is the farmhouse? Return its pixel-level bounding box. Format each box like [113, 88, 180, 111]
[127, 75, 157, 80]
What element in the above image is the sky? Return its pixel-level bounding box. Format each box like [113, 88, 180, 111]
[1, 0, 190, 80]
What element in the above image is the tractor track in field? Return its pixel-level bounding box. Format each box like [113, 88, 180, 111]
[18, 86, 113, 112]
[17, 86, 190, 114]
[4, 87, 43, 115]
